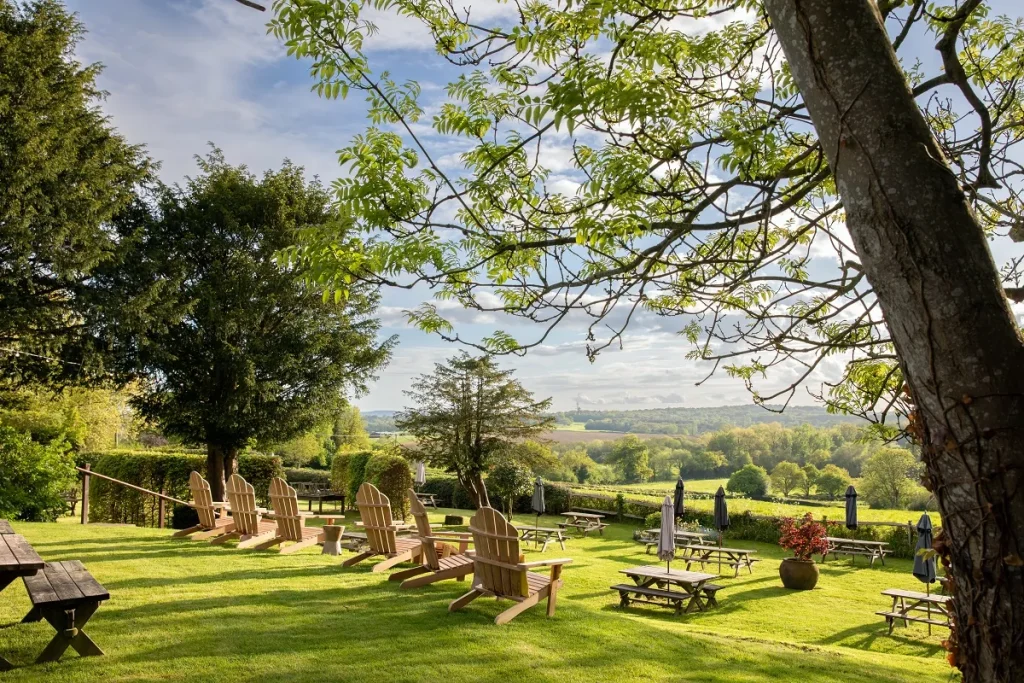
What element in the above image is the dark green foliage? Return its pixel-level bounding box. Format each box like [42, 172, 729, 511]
[488, 460, 533, 518]
[82, 450, 282, 526]
[170, 504, 199, 530]
[284, 467, 331, 486]
[0, 0, 151, 384]
[418, 474, 474, 509]
[365, 453, 412, 518]
[0, 425, 76, 521]
[345, 450, 373, 502]
[727, 464, 771, 497]
[84, 152, 394, 498]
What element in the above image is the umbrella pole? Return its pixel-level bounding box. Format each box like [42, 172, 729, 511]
[927, 583, 931, 636]
[535, 513, 540, 549]
[718, 535, 722, 574]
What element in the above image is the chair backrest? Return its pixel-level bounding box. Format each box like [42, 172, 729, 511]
[269, 477, 305, 542]
[188, 471, 219, 529]
[469, 507, 528, 598]
[408, 488, 440, 570]
[225, 473, 262, 535]
[356, 482, 397, 555]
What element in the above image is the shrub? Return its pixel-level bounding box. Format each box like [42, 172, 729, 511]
[727, 464, 771, 498]
[489, 460, 534, 519]
[0, 426, 77, 521]
[906, 486, 937, 511]
[346, 450, 374, 502]
[542, 482, 572, 515]
[778, 513, 829, 560]
[365, 453, 413, 519]
[170, 503, 199, 530]
[645, 511, 661, 529]
[283, 467, 331, 486]
[331, 451, 353, 494]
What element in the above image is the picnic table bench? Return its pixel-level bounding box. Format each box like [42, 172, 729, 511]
[519, 526, 568, 552]
[612, 565, 722, 614]
[19, 561, 109, 666]
[0, 519, 14, 535]
[415, 492, 438, 509]
[641, 529, 713, 553]
[677, 544, 760, 577]
[823, 537, 890, 566]
[877, 588, 951, 635]
[1, 528, 46, 670]
[558, 512, 609, 536]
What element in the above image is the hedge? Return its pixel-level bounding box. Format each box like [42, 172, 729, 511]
[364, 453, 413, 519]
[283, 467, 331, 486]
[345, 450, 374, 503]
[331, 451, 353, 494]
[417, 474, 475, 510]
[80, 450, 283, 527]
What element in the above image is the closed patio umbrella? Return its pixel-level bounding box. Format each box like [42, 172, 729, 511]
[531, 477, 545, 548]
[658, 496, 676, 574]
[414, 461, 426, 488]
[912, 513, 937, 634]
[845, 485, 858, 530]
[673, 477, 685, 522]
[714, 486, 729, 573]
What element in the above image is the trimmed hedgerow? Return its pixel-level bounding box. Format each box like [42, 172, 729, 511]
[365, 453, 413, 519]
[345, 450, 374, 503]
[330, 451, 353, 495]
[283, 467, 331, 486]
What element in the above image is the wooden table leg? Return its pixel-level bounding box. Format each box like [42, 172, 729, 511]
[36, 603, 103, 664]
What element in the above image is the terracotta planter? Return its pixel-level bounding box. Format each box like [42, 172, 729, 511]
[779, 557, 819, 590]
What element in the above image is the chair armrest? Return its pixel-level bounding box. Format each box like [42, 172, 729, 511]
[426, 532, 472, 540]
[423, 535, 474, 545]
[519, 558, 573, 569]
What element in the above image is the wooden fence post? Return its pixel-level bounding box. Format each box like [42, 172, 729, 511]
[81, 463, 90, 525]
[158, 486, 166, 529]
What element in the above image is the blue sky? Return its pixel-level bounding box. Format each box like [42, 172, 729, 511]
[64, 0, 1022, 413]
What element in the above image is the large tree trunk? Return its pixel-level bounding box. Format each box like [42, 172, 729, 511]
[764, 2, 1024, 680]
[206, 443, 239, 502]
[458, 470, 491, 509]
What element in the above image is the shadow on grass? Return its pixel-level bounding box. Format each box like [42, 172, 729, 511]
[818, 621, 946, 657]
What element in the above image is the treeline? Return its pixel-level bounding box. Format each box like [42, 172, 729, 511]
[561, 404, 859, 435]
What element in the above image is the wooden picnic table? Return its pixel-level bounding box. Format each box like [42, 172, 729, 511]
[558, 511, 609, 536]
[677, 544, 760, 577]
[642, 529, 712, 553]
[877, 588, 951, 635]
[0, 532, 45, 671]
[612, 565, 722, 614]
[19, 561, 109, 667]
[519, 526, 568, 552]
[823, 537, 890, 566]
[0, 520, 14, 535]
[415, 492, 438, 509]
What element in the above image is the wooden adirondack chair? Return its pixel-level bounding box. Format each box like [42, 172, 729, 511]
[211, 474, 277, 548]
[172, 472, 235, 540]
[389, 488, 475, 589]
[450, 507, 572, 624]
[341, 483, 422, 572]
[251, 478, 328, 553]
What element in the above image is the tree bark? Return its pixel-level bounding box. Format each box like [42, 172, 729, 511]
[457, 469, 491, 510]
[764, 2, 1024, 680]
[206, 443, 240, 502]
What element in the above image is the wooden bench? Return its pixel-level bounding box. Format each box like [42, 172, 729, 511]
[20, 561, 109, 666]
[878, 588, 951, 635]
[611, 583, 693, 615]
[0, 519, 14, 535]
[557, 521, 609, 536]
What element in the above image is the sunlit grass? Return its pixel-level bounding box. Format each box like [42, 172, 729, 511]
[0, 511, 952, 682]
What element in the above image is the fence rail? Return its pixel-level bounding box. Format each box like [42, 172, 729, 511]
[76, 464, 188, 529]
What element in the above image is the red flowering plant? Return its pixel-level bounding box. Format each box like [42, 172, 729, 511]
[778, 513, 829, 561]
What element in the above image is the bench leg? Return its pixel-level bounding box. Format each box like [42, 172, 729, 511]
[37, 603, 103, 664]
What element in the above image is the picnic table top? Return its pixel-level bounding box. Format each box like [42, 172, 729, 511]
[0, 533, 45, 575]
[564, 511, 605, 519]
[678, 544, 757, 554]
[622, 565, 718, 583]
[882, 588, 951, 603]
[0, 519, 14, 535]
[23, 560, 109, 608]
[521, 526, 564, 534]
[415, 492, 437, 498]
[646, 528, 710, 537]
[827, 537, 890, 546]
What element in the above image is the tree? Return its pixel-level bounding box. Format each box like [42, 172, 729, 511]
[727, 465, 771, 498]
[800, 464, 820, 497]
[489, 460, 534, 519]
[0, 0, 150, 384]
[861, 448, 921, 510]
[771, 461, 806, 498]
[333, 405, 371, 452]
[275, 0, 1024, 675]
[608, 435, 653, 484]
[85, 153, 393, 499]
[815, 465, 851, 501]
[0, 426, 76, 521]
[395, 353, 553, 508]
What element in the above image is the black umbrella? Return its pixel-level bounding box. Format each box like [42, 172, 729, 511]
[845, 485, 858, 530]
[912, 513, 937, 633]
[673, 477, 685, 521]
[714, 486, 729, 572]
[531, 477, 545, 548]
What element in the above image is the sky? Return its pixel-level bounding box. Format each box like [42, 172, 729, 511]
[63, 0, 1023, 413]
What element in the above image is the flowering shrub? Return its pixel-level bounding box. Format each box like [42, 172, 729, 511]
[779, 512, 829, 560]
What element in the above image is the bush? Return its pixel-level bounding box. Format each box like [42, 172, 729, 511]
[80, 450, 282, 526]
[345, 450, 374, 503]
[489, 461, 534, 519]
[283, 467, 331, 486]
[542, 482, 572, 515]
[364, 453, 413, 519]
[0, 426, 77, 521]
[170, 503, 199, 530]
[644, 511, 661, 529]
[727, 465, 771, 498]
[331, 451, 353, 494]
[906, 486, 937, 511]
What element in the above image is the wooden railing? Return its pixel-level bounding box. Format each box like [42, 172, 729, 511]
[76, 464, 190, 528]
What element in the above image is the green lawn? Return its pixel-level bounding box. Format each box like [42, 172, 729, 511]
[0, 514, 952, 682]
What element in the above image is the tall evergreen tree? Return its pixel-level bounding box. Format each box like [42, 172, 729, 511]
[86, 152, 394, 498]
[396, 353, 553, 508]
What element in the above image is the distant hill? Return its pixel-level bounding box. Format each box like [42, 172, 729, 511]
[555, 404, 859, 436]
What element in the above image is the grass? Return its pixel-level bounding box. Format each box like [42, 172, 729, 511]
[0, 513, 953, 682]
